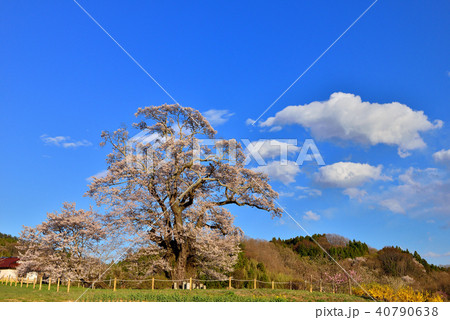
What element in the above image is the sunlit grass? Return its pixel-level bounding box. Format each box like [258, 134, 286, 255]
[0, 283, 368, 302]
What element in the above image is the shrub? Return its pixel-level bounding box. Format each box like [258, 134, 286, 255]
[353, 283, 443, 302]
[378, 247, 418, 277]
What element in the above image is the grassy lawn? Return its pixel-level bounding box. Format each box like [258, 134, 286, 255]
[0, 283, 368, 302]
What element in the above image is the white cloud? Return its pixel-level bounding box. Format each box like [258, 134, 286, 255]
[86, 170, 108, 182]
[245, 118, 256, 126]
[303, 210, 320, 221]
[314, 162, 389, 188]
[278, 191, 295, 197]
[204, 109, 234, 126]
[296, 186, 322, 198]
[268, 126, 282, 132]
[424, 251, 450, 258]
[254, 160, 300, 184]
[41, 134, 92, 148]
[380, 198, 405, 214]
[433, 149, 450, 166]
[343, 187, 367, 201]
[259, 92, 443, 156]
[373, 167, 450, 223]
[61, 141, 92, 148]
[245, 139, 300, 159]
[338, 166, 450, 225]
[397, 149, 412, 158]
[41, 135, 68, 145]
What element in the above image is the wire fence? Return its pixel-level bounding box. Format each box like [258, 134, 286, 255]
[0, 275, 355, 295]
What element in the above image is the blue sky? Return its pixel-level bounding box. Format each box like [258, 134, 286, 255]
[1, 0, 449, 264]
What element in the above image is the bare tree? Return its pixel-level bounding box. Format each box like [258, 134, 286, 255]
[87, 104, 281, 280]
[18, 203, 106, 281]
[325, 234, 350, 247]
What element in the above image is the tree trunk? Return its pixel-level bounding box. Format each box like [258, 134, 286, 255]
[170, 206, 190, 281]
[171, 243, 189, 280]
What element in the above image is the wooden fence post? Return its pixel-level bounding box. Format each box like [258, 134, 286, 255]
[254, 278, 257, 290]
[309, 275, 313, 292]
[48, 277, 51, 291]
[348, 278, 352, 295]
[57, 278, 60, 292]
[67, 279, 71, 293]
[10, 276, 13, 286]
[151, 278, 154, 291]
[289, 281, 292, 290]
[26, 277, 29, 288]
[114, 278, 117, 292]
[78, 281, 80, 288]
[39, 276, 42, 290]
[332, 280, 335, 293]
[228, 277, 231, 290]
[319, 279, 323, 292]
[271, 281, 274, 290]
[20, 277, 23, 287]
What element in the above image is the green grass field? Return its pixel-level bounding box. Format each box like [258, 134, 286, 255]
[0, 283, 368, 302]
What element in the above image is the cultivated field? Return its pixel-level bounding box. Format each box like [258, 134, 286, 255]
[0, 284, 368, 302]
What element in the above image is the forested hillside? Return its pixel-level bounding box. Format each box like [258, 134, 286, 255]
[234, 235, 449, 298]
[0, 232, 18, 257]
[271, 234, 369, 259]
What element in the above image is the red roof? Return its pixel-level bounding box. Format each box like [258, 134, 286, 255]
[0, 257, 19, 269]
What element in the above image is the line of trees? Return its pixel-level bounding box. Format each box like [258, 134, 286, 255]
[378, 246, 445, 276]
[271, 234, 369, 260]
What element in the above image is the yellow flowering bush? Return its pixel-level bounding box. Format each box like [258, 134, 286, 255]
[353, 284, 443, 302]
